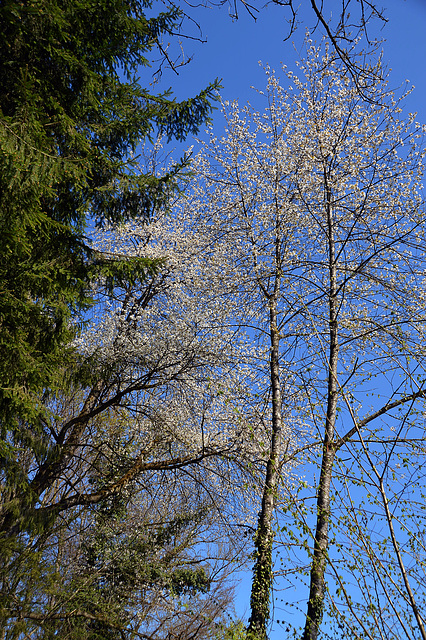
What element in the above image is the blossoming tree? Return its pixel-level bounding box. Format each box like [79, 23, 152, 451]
[8, 38, 426, 640]
[182, 42, 426, 640]
[0, 201, 271, 636]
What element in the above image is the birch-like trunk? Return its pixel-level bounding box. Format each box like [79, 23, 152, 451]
[247, 292, 283, 640]
[302, 180, 339, 640]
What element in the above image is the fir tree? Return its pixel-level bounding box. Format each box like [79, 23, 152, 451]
[0, 0, 218, 525]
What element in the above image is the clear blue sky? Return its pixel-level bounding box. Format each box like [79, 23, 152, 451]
[157, 0, 426, 145]
[150, 1, 426, 636]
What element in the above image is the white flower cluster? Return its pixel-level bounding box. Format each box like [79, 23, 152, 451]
[183, 42, 426, 436]
[75, 41, 426, 531]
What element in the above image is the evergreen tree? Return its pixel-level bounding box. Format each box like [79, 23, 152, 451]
[0, 0, 218, 523]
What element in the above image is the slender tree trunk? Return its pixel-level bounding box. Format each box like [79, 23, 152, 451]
[248, 293, 283, 640]
[302, 179, 339, 640]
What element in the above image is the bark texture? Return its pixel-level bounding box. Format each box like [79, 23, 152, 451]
[248, 294, 283, 639]
[302, 176, 338, 640]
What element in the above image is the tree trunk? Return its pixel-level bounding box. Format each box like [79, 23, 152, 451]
[302, 177, 339, 640]
[248, 293, 283, 639]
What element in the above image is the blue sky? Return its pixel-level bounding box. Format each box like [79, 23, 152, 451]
[158, 0, 426, 147]
[150, 1, 426, 636]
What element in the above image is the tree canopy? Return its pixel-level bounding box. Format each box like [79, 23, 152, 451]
[3, 1, 426, 639]
[172, 42, 426, 639]
[0, 2, 224, 633]
[0, 0, 218, 512]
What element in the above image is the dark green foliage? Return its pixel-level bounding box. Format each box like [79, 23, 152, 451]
[82, 508, 211, 600]
[0, 0, 218, 518]
[0, 2, 221, 633]
[0, 411, 232, 638]
[33, 501, 213, 639]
